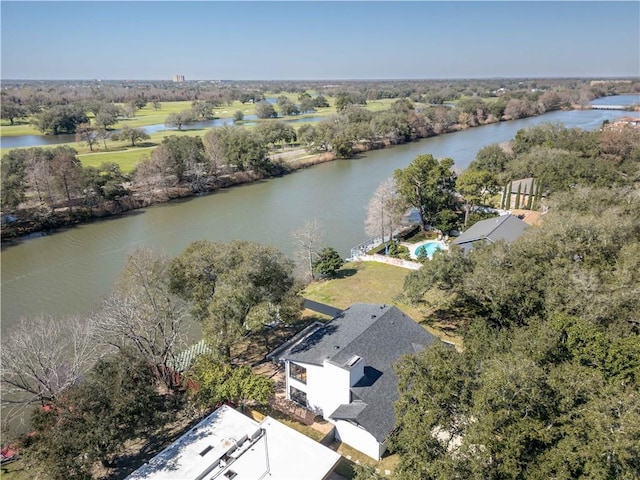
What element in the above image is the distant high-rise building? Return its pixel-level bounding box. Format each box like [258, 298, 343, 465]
[172, 74, 185, 83]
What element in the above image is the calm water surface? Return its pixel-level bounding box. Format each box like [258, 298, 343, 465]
[0, 115, 325, 149]
[0, 108, 635, 334]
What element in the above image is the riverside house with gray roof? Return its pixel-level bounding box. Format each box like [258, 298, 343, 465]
[452, 213, 528, 254]
[268, 303, 438, 460]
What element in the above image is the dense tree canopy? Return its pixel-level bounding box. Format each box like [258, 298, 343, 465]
[25, 349, 165, 480]
[455, 169, 499, 226]
[395, 187, 640, 479]
[1, 148, 28, 211]
[203, 126, 270, 172]
[393, 154, 457, 231]
[169, 240, 303, 359]
[255, 100, 277, 119]
[31, 104, 88, 135]
[186, 354, 274, 409]
[392, 314, 640, 480]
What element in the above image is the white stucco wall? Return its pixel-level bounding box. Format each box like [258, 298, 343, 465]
[286, 358, 385, 461]
[285, 360, 352, 419]
[334, 420, 385, 460]
[348, 356, 364, 387]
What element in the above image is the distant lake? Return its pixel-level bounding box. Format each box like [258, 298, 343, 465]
[0, 114, 324, 149]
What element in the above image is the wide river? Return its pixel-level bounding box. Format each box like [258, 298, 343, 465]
[0, 107, 636, 335]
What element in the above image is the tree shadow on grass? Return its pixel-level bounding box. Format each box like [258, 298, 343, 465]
[334, 268, 357, 279]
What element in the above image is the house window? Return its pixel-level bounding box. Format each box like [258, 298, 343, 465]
[289, 363, 307, 384]
[289, 386, 308, 407]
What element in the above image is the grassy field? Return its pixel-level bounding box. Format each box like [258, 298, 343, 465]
[0, 121, 43, 136]
[0, 95, 405, 177]
[303, 261, 462, 348]
[1, 459, 30, 480]
[78, 146, 155, 171]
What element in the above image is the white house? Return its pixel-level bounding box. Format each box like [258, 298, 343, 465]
[269, 304, 438, 460]
[126, 404, 340, 480]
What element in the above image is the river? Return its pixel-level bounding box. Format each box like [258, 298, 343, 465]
[0, 107, 637, 335]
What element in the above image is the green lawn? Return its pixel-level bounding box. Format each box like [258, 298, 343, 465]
[303, 261, 462, 348]
[1, 458, 31, 480]
[1, 95, 406, 174]
[78, 146, 154, 172]
[0, 121, 43, 137]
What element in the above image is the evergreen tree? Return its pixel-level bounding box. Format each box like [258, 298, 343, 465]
[534, 180, 543, 209]
[500, 184, 508, 209]
[526, 180, 534, 209]
[312, 247, 344, 278]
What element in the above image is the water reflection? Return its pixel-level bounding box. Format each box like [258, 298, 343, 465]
[1, 114, 325, 149]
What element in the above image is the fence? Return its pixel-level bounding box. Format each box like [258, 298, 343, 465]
[350, 253, 422, 270]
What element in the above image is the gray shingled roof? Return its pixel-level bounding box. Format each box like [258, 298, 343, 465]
[273, 304, 438, 442]
[452, 214, 528, 253]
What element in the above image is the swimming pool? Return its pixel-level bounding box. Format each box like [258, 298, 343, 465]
[413, 240, 445, 259]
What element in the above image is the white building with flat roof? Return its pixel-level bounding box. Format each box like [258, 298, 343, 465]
[126, 404, 340, 480]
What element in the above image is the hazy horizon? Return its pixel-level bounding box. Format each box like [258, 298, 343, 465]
[2, 75, 638, 82]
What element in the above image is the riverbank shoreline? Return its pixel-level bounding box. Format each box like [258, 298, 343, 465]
[0, 102, 615, 244]
[0, 149, 340, 244]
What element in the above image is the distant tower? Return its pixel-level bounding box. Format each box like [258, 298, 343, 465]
[172, 74, 185, 83]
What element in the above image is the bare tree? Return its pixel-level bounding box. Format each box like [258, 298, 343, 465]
[203, 129, 228, 175]
[365, 177, 406, 244]
[51, 146, 83, 213]
[75, 122, 98, 152]
[93, 247, 188, 391]
[134, 147, 178, 199]
[291, 218, 324, 281]
[24, 148, 55, 208]
[1, 315, 102, 422]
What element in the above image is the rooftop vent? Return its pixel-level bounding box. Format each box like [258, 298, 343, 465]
[348, 355, 362, 367]
[199, 445, 213, 457]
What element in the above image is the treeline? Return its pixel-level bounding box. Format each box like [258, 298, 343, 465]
[361, 122, 640, 252]
[390, 124, 640, 478]
[298, 92, 580, 159]
[3, 77, 638, 128]
[0, 123, 300, 239]
[1, 241, 302, 479]
[3, 101, 639, 241]
[470, 121, 640, 194]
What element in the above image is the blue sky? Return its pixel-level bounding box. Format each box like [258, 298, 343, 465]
[1, 1, 638, 80]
